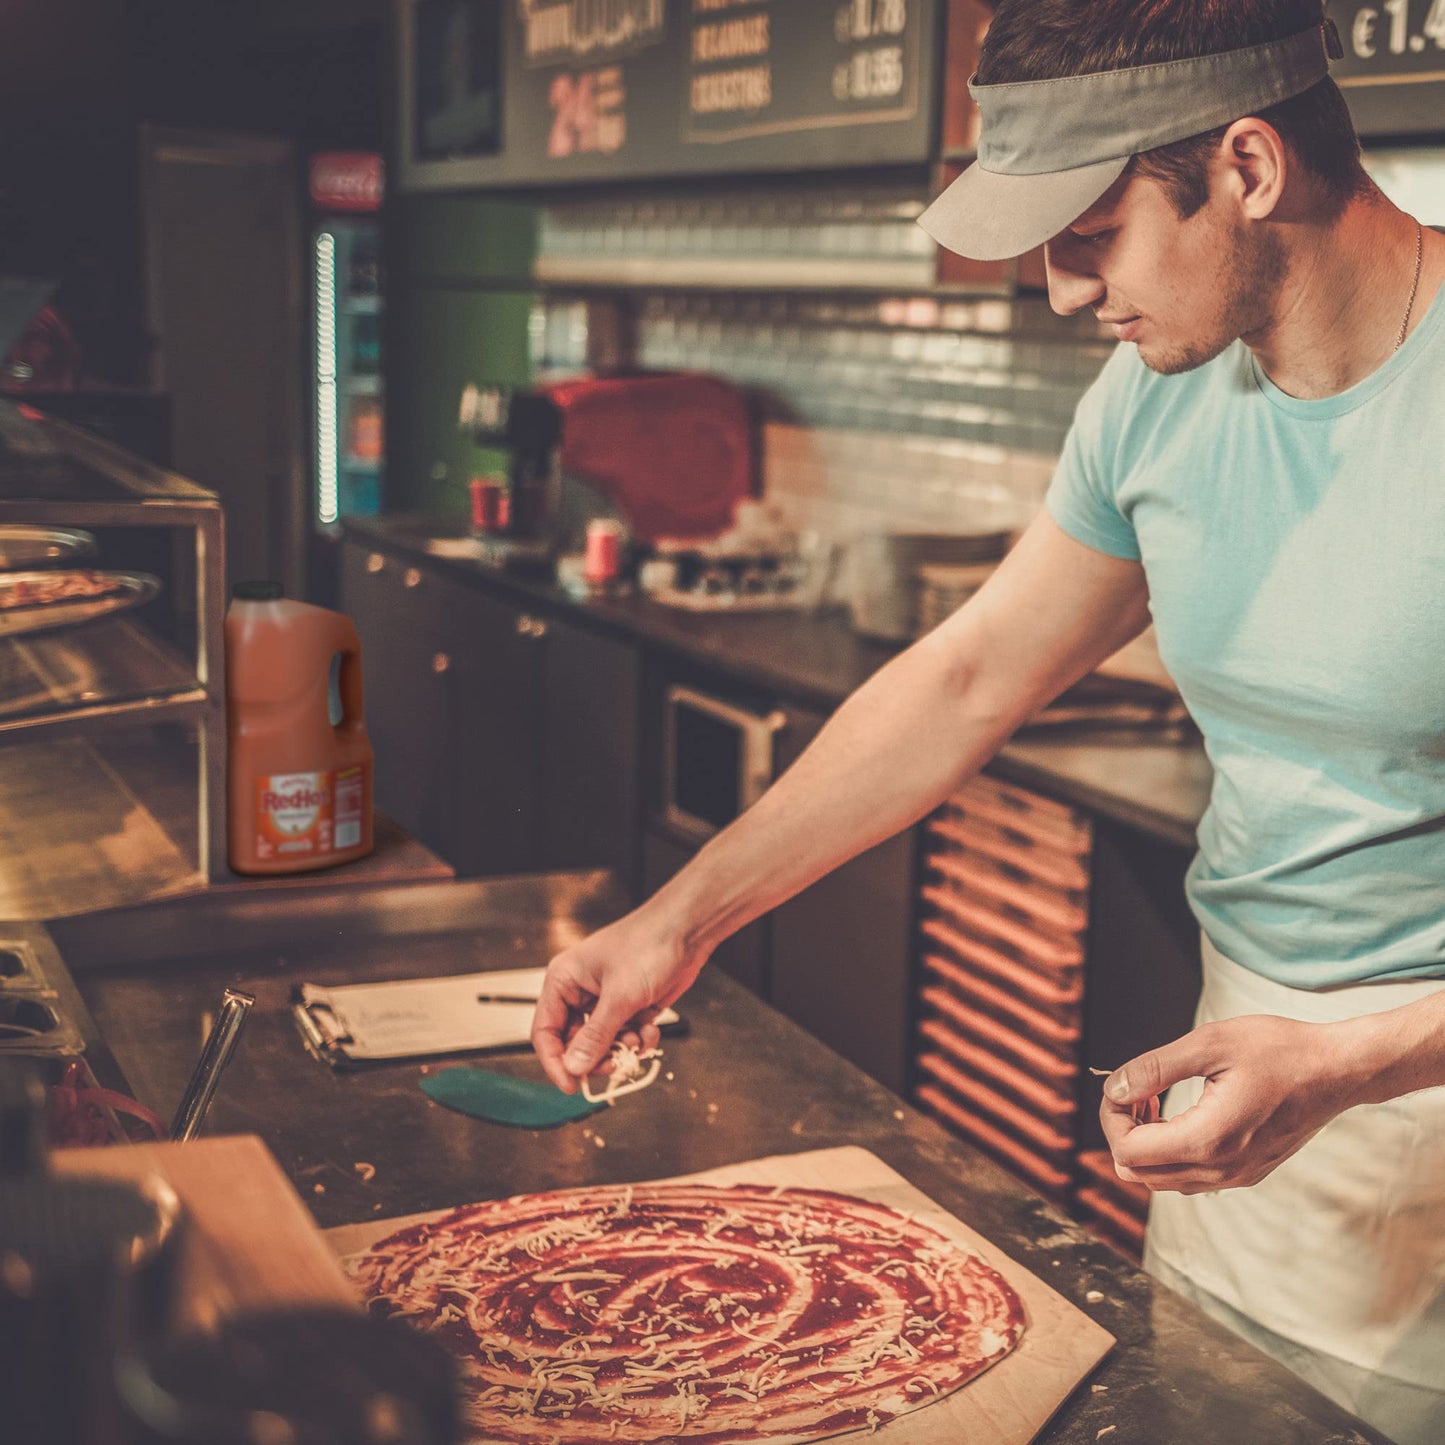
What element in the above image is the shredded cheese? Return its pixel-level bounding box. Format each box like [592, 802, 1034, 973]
[581, 1042, 665, 1104]
[344, 1178, 1027, 1440]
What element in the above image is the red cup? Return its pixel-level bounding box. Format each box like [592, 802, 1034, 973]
[583, 520, 624, 586]
[469, 476, 507, 534]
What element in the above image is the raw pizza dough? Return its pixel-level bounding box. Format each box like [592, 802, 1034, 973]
[340, 1180, 1026, 1444]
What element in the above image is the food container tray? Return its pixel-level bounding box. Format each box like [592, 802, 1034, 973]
[0, 936, 52, 992]
[0, 992, 83, 1054]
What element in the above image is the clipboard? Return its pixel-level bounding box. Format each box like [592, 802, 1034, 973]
[291, 967, 682, 1069]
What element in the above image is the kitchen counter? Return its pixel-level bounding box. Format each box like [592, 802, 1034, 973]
[59, 871, 1382, 1445]
[341, 516, 1211, 850]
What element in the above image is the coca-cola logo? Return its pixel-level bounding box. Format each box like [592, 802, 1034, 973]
[262, 774, 330, 836]
[309, 152, 384, 211]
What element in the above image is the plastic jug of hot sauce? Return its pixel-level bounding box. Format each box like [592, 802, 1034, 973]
[225, 581, 374, 875]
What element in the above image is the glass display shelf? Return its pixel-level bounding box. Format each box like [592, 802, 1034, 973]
[0, 615, 204, 736]
[0, 398, 225, 912]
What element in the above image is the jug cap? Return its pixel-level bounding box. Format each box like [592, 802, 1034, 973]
[232, 580, 284, 601]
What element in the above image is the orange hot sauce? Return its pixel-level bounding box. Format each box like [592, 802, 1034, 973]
[225, 581, 374, 874]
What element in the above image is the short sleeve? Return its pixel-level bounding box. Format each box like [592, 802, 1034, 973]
[1045, 346, 1142, 562]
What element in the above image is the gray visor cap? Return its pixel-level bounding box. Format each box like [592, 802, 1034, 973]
[920, 21, 1343, 262]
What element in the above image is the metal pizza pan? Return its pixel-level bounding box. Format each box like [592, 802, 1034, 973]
[0, 526, 98, 570]
[0, 570, 161, 638]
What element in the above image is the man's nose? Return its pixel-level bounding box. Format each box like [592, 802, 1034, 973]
[1044, 243, 1106, 317]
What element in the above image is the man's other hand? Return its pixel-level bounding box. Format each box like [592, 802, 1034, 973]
[1099, 1014, 1365, 1193]
[531, 912, 703, 1094]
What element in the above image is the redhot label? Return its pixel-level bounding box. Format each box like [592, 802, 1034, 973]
[252, 766, 366, 860]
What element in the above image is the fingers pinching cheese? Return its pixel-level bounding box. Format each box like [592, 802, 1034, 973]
[581, 1041, 664, 1104]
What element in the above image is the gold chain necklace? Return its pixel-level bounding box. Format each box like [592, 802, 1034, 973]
[1396, 220, 1424, 352]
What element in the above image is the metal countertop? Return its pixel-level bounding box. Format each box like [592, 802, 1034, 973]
[56, 871, 1383, 1445]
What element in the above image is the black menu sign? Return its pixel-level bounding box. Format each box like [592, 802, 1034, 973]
[396, 0, 941, 191]
[1327, 0, 1445, 135]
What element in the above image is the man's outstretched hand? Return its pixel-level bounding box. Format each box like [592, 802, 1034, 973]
[531, 911, 705, 1093]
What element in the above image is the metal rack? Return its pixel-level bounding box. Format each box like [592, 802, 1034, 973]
[910, 771, 1163, 1261]
[912, 773, 1091, 1207]
[0, 400, 225, 916]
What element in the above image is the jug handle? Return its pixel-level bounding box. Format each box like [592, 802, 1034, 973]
[335, 646, 367, 735]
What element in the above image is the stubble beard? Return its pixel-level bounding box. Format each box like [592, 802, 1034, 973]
[1135, 226, 1286, 376]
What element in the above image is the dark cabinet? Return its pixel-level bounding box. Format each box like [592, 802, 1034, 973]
[640, 690, 917, 1093]
[770, 840, 917, 1096]
[641, 826, 771, 998]
[540, 621, 640, 886]
[340, 541, 639, 883]
[768, 706, 917, 1096]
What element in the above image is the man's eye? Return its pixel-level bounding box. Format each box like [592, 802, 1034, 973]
[1072, 228, 1114, 246]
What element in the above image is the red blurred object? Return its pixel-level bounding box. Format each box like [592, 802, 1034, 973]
[347, 396, 384, 463]
[308, 151, 384, 213]
[469, 475, 507, 533]
[1, 304, 82, 391]
[582, 518, 623, 585]
[545, 373, 751, 544]
[47, 1059, 168, 1147]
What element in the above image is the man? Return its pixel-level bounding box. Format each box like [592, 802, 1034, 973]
[532, 3, 1445, 1438]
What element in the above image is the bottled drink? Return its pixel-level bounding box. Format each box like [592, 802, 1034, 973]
[225, 582, 374, 874]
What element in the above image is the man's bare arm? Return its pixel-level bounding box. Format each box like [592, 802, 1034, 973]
[655, 512, 1150, 957]
[533, 512, 1151, 1089]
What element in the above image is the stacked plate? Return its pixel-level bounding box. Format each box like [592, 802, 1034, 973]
[848, 529, 1012, 641]
[0, 525, 95, 570]
[0, 526, 161, 638]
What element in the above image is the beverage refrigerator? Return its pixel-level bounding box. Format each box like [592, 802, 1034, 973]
[308, 152, 386, 527]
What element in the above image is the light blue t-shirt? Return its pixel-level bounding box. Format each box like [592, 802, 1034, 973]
[1048, 283, 1445, 988]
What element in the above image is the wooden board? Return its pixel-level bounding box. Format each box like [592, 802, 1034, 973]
[328, 1145, 1113, 1445]
[0, 736, 203, 918]
[55, 1134, 358, 1332]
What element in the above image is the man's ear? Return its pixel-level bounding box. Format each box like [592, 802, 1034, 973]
[1220, 117, 1288, 222]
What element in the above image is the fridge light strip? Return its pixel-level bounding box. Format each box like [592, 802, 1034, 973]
[316, 231, 340, 526]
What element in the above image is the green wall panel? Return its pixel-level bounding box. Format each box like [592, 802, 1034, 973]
[396, 195, 538, 283]
[390, 287, 537, 515]
[386, 193, 540, 514]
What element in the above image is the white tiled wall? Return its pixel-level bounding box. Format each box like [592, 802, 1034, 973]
[762, 422, 1055, 542]
[532, 182, 1113, 540]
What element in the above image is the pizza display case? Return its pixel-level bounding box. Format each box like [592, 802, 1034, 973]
[0, 398, 224, 917]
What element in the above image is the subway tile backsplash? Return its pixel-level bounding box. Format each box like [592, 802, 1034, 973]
[532, 184, 1115, 539]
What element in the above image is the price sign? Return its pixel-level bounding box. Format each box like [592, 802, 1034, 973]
[1343, 0, 1445, 59]
[397, 0, 939, 191]
[1328, 0, 1445, 134]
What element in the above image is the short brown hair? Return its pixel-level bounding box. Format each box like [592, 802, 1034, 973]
[976, 0, 1370, 218]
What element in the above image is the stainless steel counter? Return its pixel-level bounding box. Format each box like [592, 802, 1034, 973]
[57, 871, 1383, 1445]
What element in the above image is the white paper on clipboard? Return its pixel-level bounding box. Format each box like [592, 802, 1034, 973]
[293, 967, 680, 1063]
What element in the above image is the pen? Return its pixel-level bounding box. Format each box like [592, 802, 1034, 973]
[476, 993, 540, 1005]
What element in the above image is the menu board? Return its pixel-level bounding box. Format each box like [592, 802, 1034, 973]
[1327, 0, 1445, 135]
[396, 0, 941, 190]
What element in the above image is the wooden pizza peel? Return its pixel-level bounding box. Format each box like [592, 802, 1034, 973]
[327, 1145, 1114, 1445]
[55, 1135, 358, 1332]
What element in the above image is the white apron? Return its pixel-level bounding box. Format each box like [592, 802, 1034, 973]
[1145, 935, 1445, 1442]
